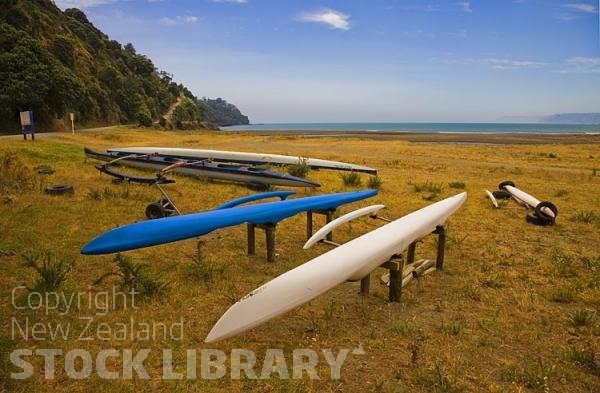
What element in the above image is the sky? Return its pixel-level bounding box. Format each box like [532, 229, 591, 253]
[53, 0, 600, 123]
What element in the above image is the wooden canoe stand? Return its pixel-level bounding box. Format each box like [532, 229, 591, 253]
[306, 209, 335, 241]
[247, 223, 277, 263]
[359, 225, 447, 302]
[246, 208, 336, 263]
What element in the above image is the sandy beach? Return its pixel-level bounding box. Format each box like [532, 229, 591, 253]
[250, 129, 600, 144]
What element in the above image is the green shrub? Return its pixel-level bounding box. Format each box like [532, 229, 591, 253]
[287, 158, 309, 178]
[341, 172, 362, 187]
[136, 111, 153, 127]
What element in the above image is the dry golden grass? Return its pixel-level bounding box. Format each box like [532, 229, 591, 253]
[1, 127, 599, 392]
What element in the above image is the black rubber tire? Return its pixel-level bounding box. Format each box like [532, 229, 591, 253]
[35, 165, 54, 175]
[45, 184, 74, 195]
[526, 211, 554, 226]
[498, 180, 515, 190]
[157, 198, 175, 216]
[535, 201, 558, 224]
[145, 202, 166, 219]
[492, 190, 511, 199]
[159, 197, 175, 211]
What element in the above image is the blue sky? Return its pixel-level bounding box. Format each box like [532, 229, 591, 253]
[54, 0, 600, 122]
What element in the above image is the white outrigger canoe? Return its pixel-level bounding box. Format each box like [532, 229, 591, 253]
[107, 147, 377, 175]
[205, 192, 467, 343]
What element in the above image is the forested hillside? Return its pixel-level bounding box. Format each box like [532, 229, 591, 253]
[0, 0, 249, 132]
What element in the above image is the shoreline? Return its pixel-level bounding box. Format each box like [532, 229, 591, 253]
[3, 127, 599, 145]
[223, 130, 600, 145]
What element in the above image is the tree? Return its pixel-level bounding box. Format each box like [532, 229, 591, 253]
[0, 22, 53, 123]
[51, 35, 75, 67]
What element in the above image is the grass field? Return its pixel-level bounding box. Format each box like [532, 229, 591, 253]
[1, 128, 599, 392]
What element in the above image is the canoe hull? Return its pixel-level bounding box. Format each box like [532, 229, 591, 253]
[205, 192, 467, 343]
[85, 148, 318, 188]
[107, 147, 377, 175]
[81, 189, 378, 255]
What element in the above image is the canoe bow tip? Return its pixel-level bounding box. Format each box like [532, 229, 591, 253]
[204, 328, 225, 344]
[80, 244, 95, 255]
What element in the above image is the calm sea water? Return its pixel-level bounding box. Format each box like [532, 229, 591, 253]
[223, 122, 600, 134]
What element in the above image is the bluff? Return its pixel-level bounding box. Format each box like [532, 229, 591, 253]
[0, 0, 249, 132]
[541, 113, 600, 124]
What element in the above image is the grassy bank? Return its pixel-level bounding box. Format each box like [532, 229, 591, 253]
[2, 128, 599, 392]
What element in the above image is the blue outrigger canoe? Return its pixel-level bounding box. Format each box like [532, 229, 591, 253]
[81, 189, 378, 255]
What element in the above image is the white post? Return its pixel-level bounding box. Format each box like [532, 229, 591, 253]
[69, 113, 75, 135]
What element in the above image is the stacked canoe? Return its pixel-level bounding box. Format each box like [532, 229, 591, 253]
[85, 146, 378, 188]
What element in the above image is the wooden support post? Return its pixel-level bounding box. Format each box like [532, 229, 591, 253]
[435, 225, 446, 270]
[263, 224, 276, 263]
[247, 223, 277, 262]
[386, 256, 403, 302]
[325, 210, 334, 241]
[247, 223, 256, 255]
[407, 242, 416, 265]
[360, 274, 370, 296]
[306, 209, 335, 240]
[379, 257, 402, 302]
[389, 269, 401, 302]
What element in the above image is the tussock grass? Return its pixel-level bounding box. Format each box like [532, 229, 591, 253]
[340, 171, 362, 187]
[367, 175, 383, 189]
[570, 210, 599, 224]
[94, 254, 169, 297]
[0, 151, 35, 195]
[1, 127, 600, 391]
[448, 181, 466, 189]
[287, 157, 309, 178]
[565, 343, 600, 376]
[21, 251, 74, 293]
[569, 309, 595, 327]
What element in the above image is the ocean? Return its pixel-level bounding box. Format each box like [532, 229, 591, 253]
[222, 122, 600, 134]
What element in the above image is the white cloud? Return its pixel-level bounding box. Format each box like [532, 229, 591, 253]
[481, 58, 544, 70]
[439, 56, 544, 70]
[384, 4, 440, 12]
[298, 9, 351, 30]
[53, 0, 119, 9]
[557, 57, 600, 73]
[563, 3, 598, 13]
[457, 2, 472, 12]
[159, 15, 199, 26]
[211, 0, 247, 3]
